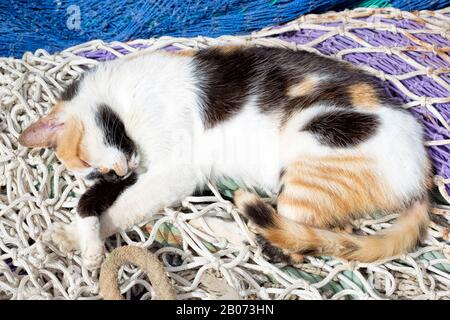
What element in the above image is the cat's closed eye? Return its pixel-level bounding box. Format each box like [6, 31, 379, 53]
[79, 158, 90, 168]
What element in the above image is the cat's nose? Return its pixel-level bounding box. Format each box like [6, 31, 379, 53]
[112, 158, 128, 177]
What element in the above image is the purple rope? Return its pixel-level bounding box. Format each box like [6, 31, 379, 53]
[77, 15, 450, 195]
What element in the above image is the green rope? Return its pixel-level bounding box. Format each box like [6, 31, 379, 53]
[357, 0, 392, 8]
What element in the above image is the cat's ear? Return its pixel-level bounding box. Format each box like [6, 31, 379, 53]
[18, 107, 64, 148]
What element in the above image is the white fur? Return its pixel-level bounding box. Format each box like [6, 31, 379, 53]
[49, 52, 429, 268]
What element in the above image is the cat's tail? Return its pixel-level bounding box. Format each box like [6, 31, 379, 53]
[234, 190, 429, 263]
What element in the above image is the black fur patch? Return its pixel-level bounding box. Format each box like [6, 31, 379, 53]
[256, 235, 291, 263]
[193, 48, 254, 128]
[193, 46, 400, 128]
[243, 200, 276, 228]
[77, 172, 137, 217]
[96, 104, 137, 158]
[303, 110, 380, 148]
[60, 79, 81, 101]
[297, 247, 319, 256]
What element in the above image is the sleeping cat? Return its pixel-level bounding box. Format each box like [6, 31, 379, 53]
[19, 46, 431, 269]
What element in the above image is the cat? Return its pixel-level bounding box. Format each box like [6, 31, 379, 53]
[18, 46, 431, 269]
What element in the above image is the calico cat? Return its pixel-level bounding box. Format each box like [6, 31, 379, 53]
[18, 46, 431, 269]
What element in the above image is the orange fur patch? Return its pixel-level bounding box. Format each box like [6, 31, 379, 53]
[265, 228, 299, 250]
[170, 49, 196, 57]
[288, 178, 354, 226]
[290, 162, 361, 192]
[304, 154, 371, 164]
[215, 45, 243, 54]
[286, 76, 318, 98]
[279, 156, 398, 228]
[98, 167, 109, 174]
[348, 83, 379, 109]
[265, 222, 321, 253]
[290, 253, 304, 264]
[49, 102, 63, 116]
[278, 194, 320, 216]
[55, 116, 87, 170]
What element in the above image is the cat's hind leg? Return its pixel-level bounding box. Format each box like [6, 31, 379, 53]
[234, 154, 397, 263]
[234, 155, 429, 263]
[276, 155, 384, 231]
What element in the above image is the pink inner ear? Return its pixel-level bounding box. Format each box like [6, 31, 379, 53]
[19, 117, 64, 148]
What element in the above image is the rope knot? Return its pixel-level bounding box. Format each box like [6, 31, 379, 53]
[258, 287, 269, 299]
[168, 209, 180, 222]
[184, 250, 193, 258]
[430, 44, 439, 55]
[389, 24, 399, 34]
[440, 242, 449, 252]
[211, 258, 222, 271]
[181, 199, 189, 208]
[352, 219, 364, 230]
[9, 248, 18, 261]
[215, 237, 228, 249]
[425, 67, 435, 77]
[345, 260, 358, 271]
[440, 31, 450, 39]
[35, 196, 44, 207]
[336, 27, 346, 36]
[27, 74, 36, 82]
[377, 71, 387, 82]
[33, 258, 45, 269]
[224, 202, 234, 214]
[419, 96, 429, 107]
[384, 47, 394, 55]
[341, 16, 350, 24]
[421, 259, 430, 268]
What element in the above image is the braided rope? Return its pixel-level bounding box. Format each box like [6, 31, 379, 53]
[1, 7, 450, 300]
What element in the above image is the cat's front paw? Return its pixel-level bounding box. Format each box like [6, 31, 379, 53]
[43, 221, 80, 253]
[81, 242, 105, 270]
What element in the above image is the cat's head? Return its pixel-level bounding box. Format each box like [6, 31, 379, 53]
[18, 84, 139, 182]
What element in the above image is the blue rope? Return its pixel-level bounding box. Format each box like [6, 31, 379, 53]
[390, 0, 449, 10]
[1, 0, 449, 58]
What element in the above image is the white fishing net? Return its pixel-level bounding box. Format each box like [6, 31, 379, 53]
[1, 7, 449, 300]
